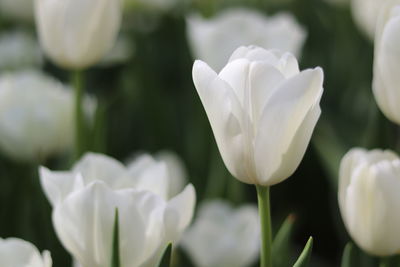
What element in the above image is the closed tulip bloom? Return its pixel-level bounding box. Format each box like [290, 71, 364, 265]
[186, 8, 306, 72]
[373, 3, 400, 124]
[339, 148, 400, 256]
[0, 70, 95, 162]
[182, 200, 260, 267]
[40, 152, 196, 267]
[34, 0, 122, 69]
[0, 237, 52, 267]
[192, 46, 323, 186]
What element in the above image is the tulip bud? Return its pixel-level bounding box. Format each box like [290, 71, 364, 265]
[373, 3, 400, 124]
[40, 152, 196, 267]
[34, 0, 122, 69]
[338, 148, 400, 256]
[186, 8, 306, 72]
[182, 200, 260, 267]
[192, 45, 323, 186]
[0, 70, 95, 162]
[0, 237, 52, 267]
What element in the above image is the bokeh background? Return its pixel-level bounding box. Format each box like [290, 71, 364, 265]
[0, 0, 394, 266]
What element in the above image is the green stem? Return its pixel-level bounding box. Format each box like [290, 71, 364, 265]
[256, 185, 273, 267]
[72, 71, 85, 160]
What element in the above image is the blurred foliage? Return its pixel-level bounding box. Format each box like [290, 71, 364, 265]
[0, 0, 396, 266]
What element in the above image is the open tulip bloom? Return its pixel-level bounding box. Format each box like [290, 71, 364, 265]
[40, 153, 196, 267]
[192, 45, 323, 267]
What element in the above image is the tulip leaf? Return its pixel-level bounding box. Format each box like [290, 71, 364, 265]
[157, 243, 172, 267]
[293, 237, 313, 267]
[272, 214, 296, 267]
[111, 209, 120, 267]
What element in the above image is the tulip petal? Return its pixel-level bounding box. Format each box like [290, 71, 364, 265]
[72, 153, 126, 187]
[193, 60, 251, 183]
[127, 156, 169, 199]
[255, 68, 323, 185]
[39, 166, 76, 206]
[164, 184, 196, 241]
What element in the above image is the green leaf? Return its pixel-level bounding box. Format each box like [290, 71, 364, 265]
[272, 214, 296, 267]
[110, 209, 120, 267]
[157, 243, 173, 267]
[341, 243, 357, 267]
[293, 237, 313, 267]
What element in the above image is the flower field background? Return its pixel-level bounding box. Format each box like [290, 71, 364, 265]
[0, 0, 395, 266]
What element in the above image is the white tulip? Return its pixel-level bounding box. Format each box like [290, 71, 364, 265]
[34, 0, 122, 69]
[339, 148, 400, 256]
[192, 46, 323, 186]
[181, 200, 260, 267]
[40, 152, 196, 267]
[0, 0, 34, 22]
[350, 0, 398, 40]
[186, 8, 306, 72]
[0, 237, 52, 267]
[0, 70, 95, 162]
[0, 31, 42, 70]
[373, 3, 400, 125]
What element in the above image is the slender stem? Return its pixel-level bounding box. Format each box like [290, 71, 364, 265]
[256, 185, 273, 267]
[72, 71, 85, 160]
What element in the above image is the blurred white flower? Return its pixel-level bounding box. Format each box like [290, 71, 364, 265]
[0, 0, 34, 22]
[35, 0, 122, 69]
[182, 200, 260, 267]
[192, 46, 323, 186]
[373, 4, 400, 124]
[40, 152, 196, 267]
[0, 30, 42, 70]
[155, 151, 188, 198]
[186, 8, 306, 71]
[350, 0, 398, 40]
[0, 237, 52, 267]
[0, 70, 95, 162]
[99, 35, 134, 67]
[339, 148, 400, 256]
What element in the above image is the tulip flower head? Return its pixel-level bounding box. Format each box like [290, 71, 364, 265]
[40, 152, 196, 267]
[0, 237, 52, 267]
[192, 46, 323, 186]
[34, 0, 122, 69]
[339, 148, 400, 256]
[187, 8, 306, 72]
[182, 200, 260, 267]
[0, 70, 95, 162]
